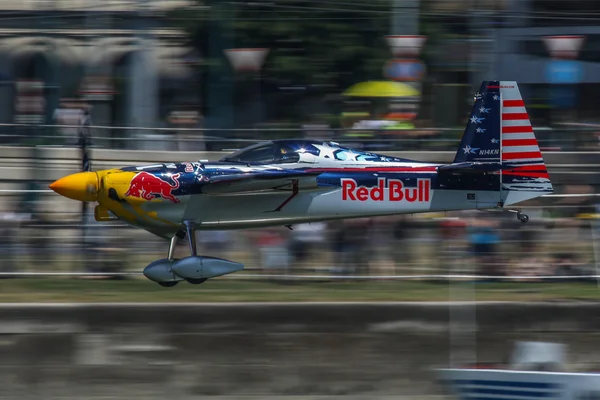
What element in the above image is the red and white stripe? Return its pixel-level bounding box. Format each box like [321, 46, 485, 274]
[499, 84, 546, 166]
[497, 82, 551, 191]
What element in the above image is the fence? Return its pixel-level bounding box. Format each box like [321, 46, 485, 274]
[0, 122, 598, 286]
[1, 203, 599, 283]
[0, 123, 598, 152]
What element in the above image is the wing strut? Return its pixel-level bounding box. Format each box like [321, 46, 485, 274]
[268, 179, 299, 212]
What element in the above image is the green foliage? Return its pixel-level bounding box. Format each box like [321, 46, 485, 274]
[1, 279, 600, 302]
[168, 1, 392, 91]
[165, 1, 454, 124]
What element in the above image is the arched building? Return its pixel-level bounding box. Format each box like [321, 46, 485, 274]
[0, 0, 200, 143]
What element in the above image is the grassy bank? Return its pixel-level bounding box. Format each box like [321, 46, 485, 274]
[0, 278, 599, 302]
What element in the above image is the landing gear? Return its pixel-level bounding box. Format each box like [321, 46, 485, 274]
[150, 232, 186, 288]
[144, 221, 244, 287]
[184, 221, 197, 256]
[179, 221, 206, 286]
[168, 233, 180, 260]
[186, 278, 207, 285]
[158, 281, 178, 287]
[157, 223, 209, 286]
[508, 209, 529, 223]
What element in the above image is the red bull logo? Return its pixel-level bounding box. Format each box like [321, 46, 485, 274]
[341, 178, 431, 202]
[125, 172, 181, 203]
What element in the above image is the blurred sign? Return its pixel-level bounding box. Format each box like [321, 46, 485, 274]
[79, 76, 115, 101]
[386, 35, 427, 58]
[384, 59, 425, 82]
[545, 60, 583, 84]
[549, 85, 578, 109]
[168, 111, 201, 125]
[543, 35, 585, 59]
[14, 79, 45, 124]
[388, 100, 418, 120]
[224, 48, 269, 72]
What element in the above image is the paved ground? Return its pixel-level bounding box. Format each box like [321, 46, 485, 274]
[0, 302, 598, 398]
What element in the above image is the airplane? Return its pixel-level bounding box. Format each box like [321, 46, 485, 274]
[49, 81, 553, 287]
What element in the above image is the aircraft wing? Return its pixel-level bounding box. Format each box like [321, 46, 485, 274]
[200, 169, 325, 195]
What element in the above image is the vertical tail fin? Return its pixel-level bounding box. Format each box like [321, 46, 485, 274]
[454, 81, 553, 205]
[453, 82, 502, 164]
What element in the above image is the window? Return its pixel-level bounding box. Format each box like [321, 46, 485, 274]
[221, 143, 278, 164]
[221, 142, 303, 165]
[274, 146, 300, 164]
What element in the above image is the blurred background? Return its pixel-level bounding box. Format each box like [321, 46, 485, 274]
[0, 0, 599, 282]
[2, 1, 600, 399]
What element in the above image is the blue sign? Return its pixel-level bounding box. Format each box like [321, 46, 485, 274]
[545, 60, 583, 84]
[549, 85, 578, 109]
[384, 59, 425, 82]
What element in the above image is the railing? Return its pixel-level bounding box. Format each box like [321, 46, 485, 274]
[1, 205, 599, 283]
[0, 121, 597, 287]
[0, 123, 597, 152]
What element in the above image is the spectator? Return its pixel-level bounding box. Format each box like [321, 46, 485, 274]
[256, 228, 290, 277]
[343, 218, 373, 275]
[468, 217, 501, 279]
[391, 215, 415, 275]
[328, 221, 351, 275]
[287, 223, 326, 272]
[52, 99, 83, 144]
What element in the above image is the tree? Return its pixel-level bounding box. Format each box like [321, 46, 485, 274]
[168, 0, 394, 126]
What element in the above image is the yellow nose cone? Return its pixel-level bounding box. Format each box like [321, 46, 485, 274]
[49, 172, 99, 202]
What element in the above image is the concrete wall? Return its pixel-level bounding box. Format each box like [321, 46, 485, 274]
[2, 302, 600, 399]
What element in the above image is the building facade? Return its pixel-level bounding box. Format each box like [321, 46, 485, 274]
[0, 0, 199, 144]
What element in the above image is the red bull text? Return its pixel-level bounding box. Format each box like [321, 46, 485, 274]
[125, 172, 181, 203]
[341, 178, 431, 202]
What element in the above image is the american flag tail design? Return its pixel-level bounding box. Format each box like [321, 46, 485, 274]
[453, 81, 553, 206]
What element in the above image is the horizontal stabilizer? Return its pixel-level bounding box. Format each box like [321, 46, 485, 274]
[201, 169, 323, 195]
[438, 162, 504, 173]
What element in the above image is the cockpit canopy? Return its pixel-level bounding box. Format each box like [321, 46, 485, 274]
[219, 139, 417, 165]
[220, 141, 302, 164]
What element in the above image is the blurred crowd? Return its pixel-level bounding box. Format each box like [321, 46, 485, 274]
[1, 202, 598, 281]
[234, 210, 597, 281]
[0, 110, 597, 280]
[1, 0, 600, 281]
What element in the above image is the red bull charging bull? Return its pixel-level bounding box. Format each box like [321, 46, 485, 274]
[125, 172, 181, 203]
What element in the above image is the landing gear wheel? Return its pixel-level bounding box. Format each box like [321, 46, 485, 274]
[186, 278, 208, 285]
[158, 281, 178, 287]
[517, 213, 529, 223]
